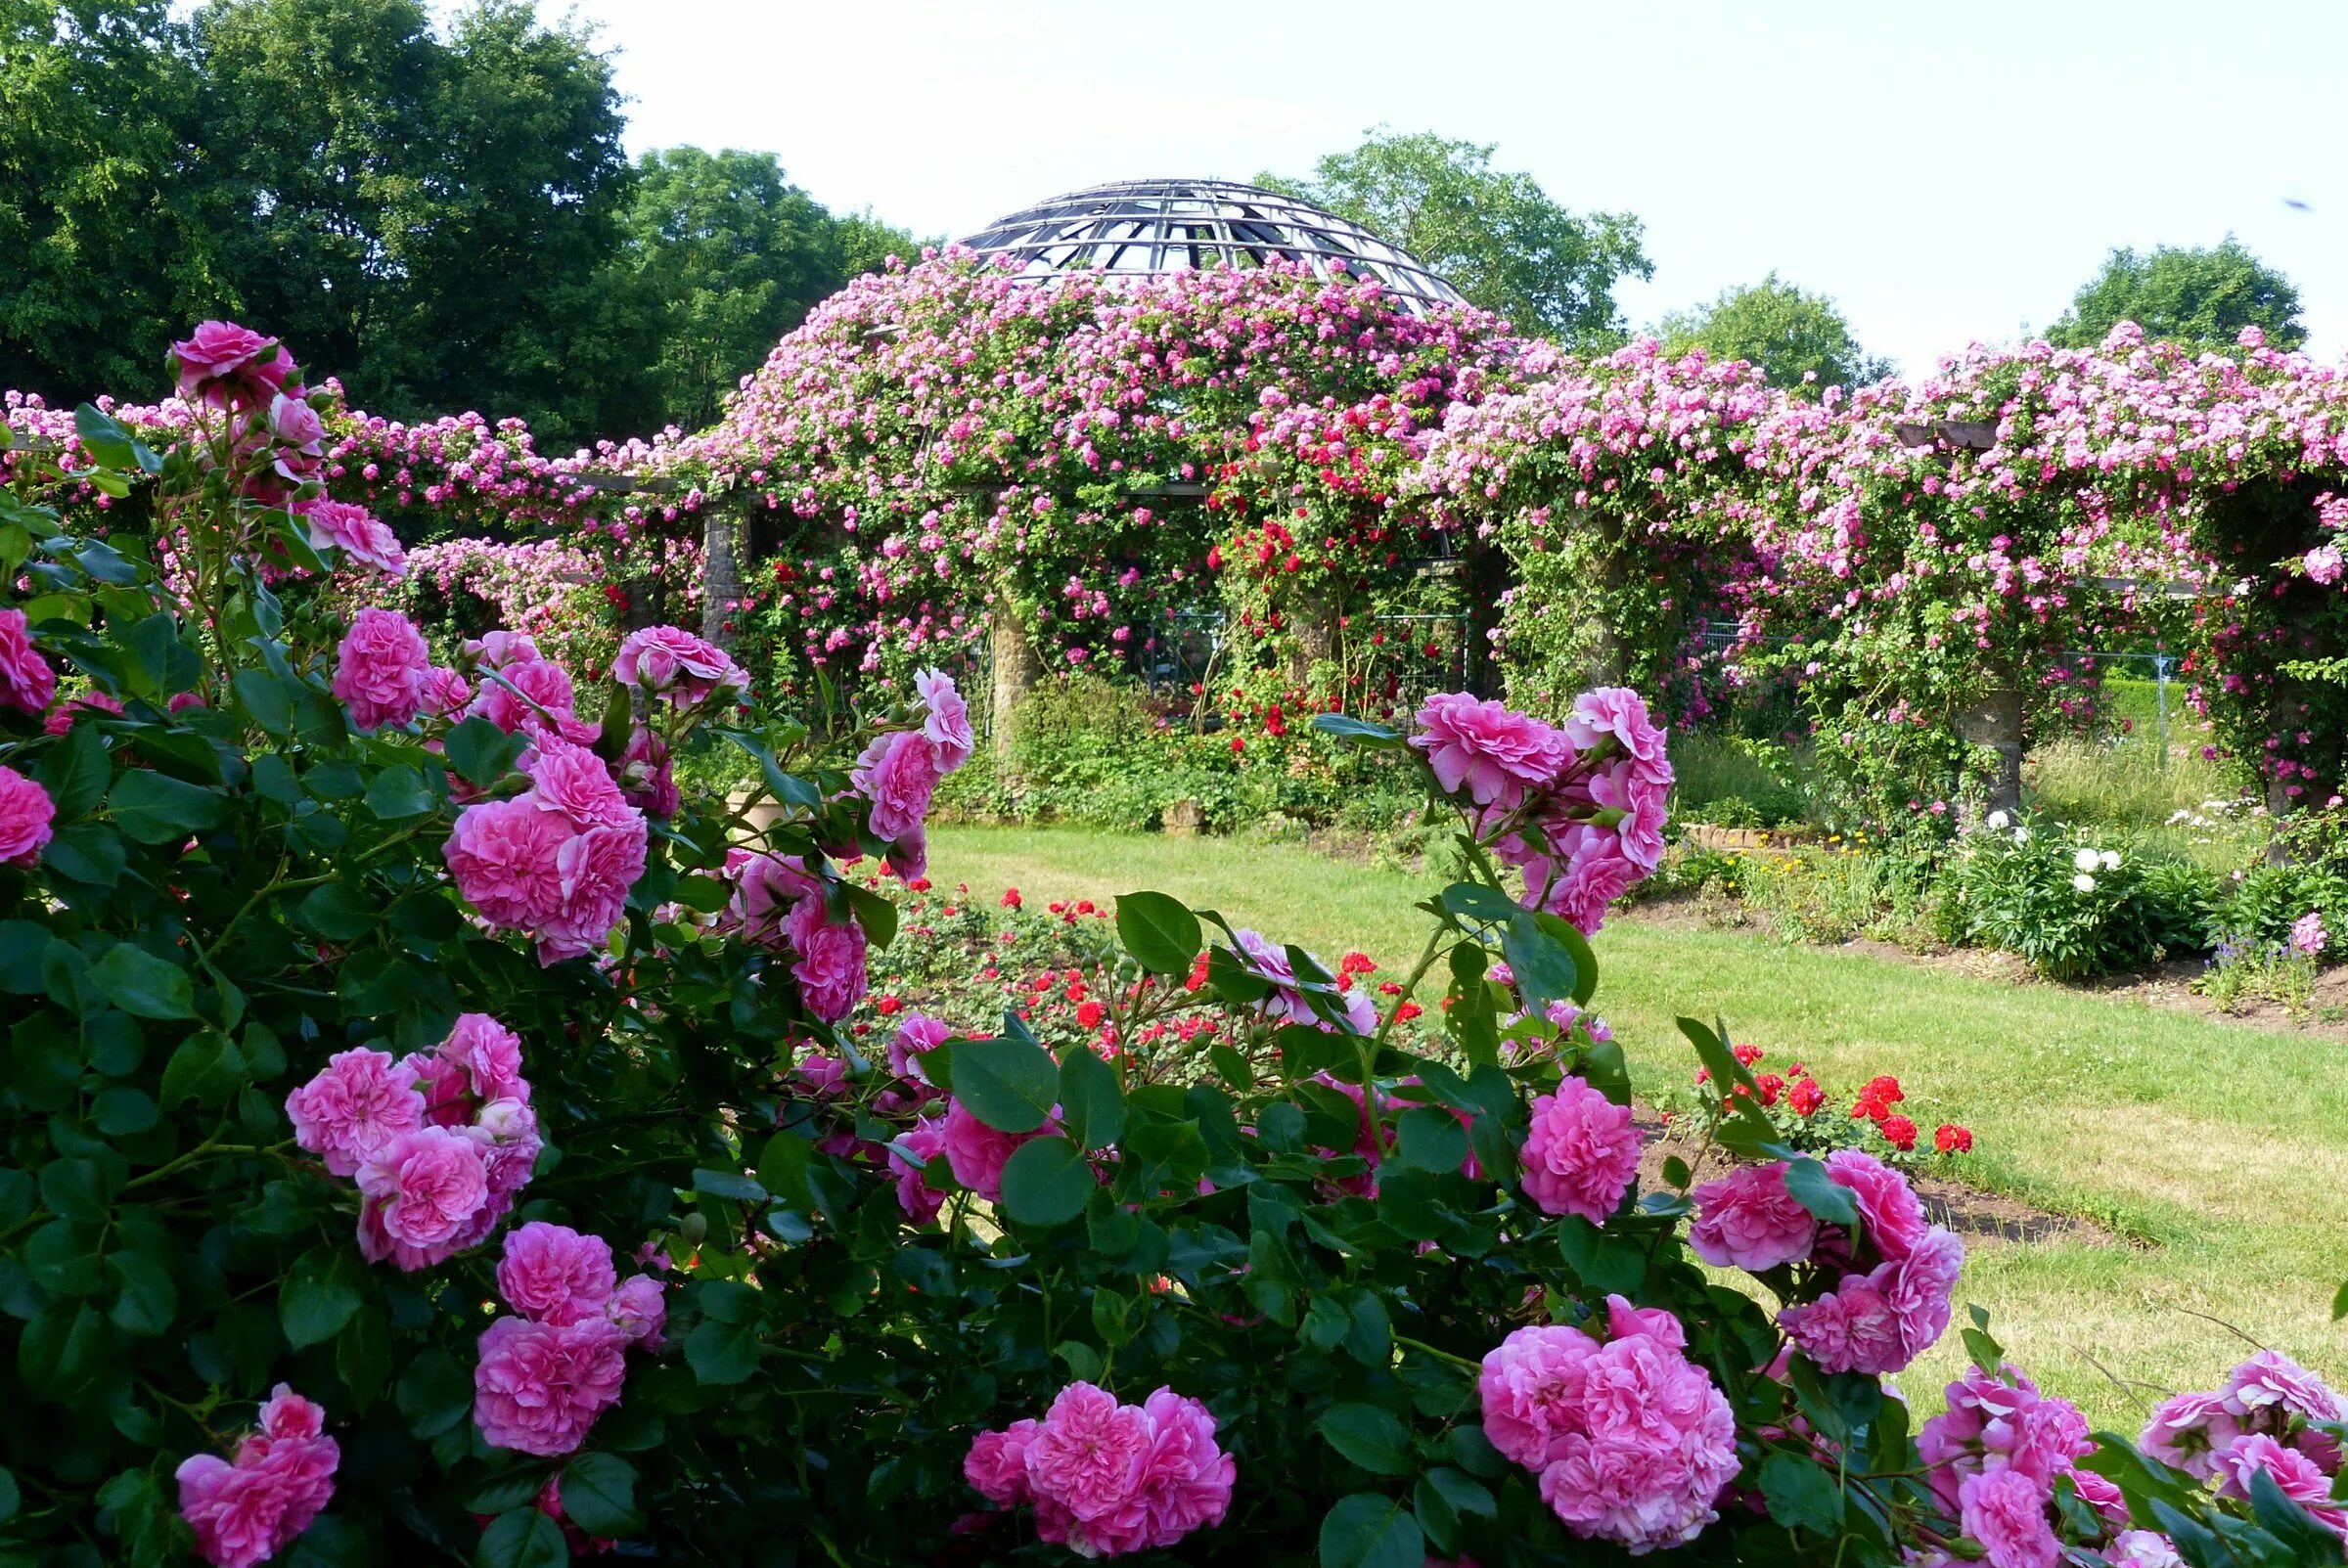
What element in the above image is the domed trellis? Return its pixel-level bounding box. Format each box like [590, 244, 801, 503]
[956, 178, 1467, 313]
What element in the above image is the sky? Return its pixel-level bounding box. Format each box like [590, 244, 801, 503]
[559, 0, 2348, 372]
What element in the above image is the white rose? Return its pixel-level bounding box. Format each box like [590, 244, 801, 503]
[2012, 827, 2031, 844]
[2072, 873, 2097, 893]
[2073, 847, 2101, 873]
[2100, 850, 2120, 872]
[1986, 810, 2010, 830]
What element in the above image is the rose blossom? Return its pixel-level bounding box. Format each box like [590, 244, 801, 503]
[1688, 1161, 1817, 1271]
[1779, 1227, 1963, 1374]
[473, 1315, 630, 1457]
[941, 1097, 1050, 1203]
[967, 1382, 1233, 1556]
[2306, 543, 2345, 586]
[1521, 822, 1641, 934]
[302, 499, 406, 577]
[537, 819, 649, 964]
[286, 1048, 424, 1177]
[522, 737, 635, 829]
[419, 664, 471, 717]
[890, 1120, 952, 1224]
[170, 320, 292, 402]
[354, 1125, 492, 1271]
[916, 667, 974, 770]
[605, 1274, 668, 1348]
[444, 796, 569, 927]
[175, 1383, 339, 1568]
[1563, 685, 1673, 784]
[889, 1011, 955, 1082]
[416, 1011, 528, 1120]
[0, 607, 57, 714]
[0, 765, 56, 868]
[719, 848, 822, 946]
[966, 1418, 1042, 1506]
[612, 624, 749, 703]
[1410, 691, 1569, 808]
[497, 1222, 618, 1326]
[852, 727, 943, 842]
[1957, 1467, 2060, 1568]
[1517, 1076, 1642, 1224]
[331, 607, 431, 731]
[787, 892, 869, 1021]
[617, 725, 679, 818]
[1824, 1147, 1930, 1261]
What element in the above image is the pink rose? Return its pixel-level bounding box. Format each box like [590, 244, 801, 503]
[1521, 822, 1640, 935]
[2306, 543, 2345, 586]
[605, 1274, 668, 1348]
[1957, 1468, 2059, 1568]
[1563, 686, 1673, 785]
[0, 765, 56, 868]
[941, 1097, 1045, 1203]
[419, 665, 471, 717]
[474, 1097, 542, 1195]
[43, 690, 122, 736]
[523, 737, 635, 829]
[538, 818, 649, 964]
[787, 892, 868, 1021]
[302, 499, 406, 578]
[890, 1120, 952, 1224]
[470, 655, 591, 742]
[0, 607, 57, 714]
[612, 624, 749, 703]
[1025, 1382, 1151, 1522]
[175, 1383, 339, 1568]
[418, 1011, 528, 1118]
[966, 1418, 1042, 1506]
[497, 1221, 618, 1325]
[1824, 1148, 1929, 1261]
[2138, 1390, 2244, 1480]
[889, 1012, 955, 1082]
[1410, 691, 1569, 809]
[719, 848, 822, 947]
[170, 320, 293, 403]
[466, 630, 542, 670]
[1688, 1161, 1817, 1272]
[332, 607, 431, 731]
[354, 1125, 492, 1270]
[617, 726, 679, 818]
[852, 727, 943, 842]
[1779, 1227, 1962, 1374]
[445, 797, 569, 928]
[1517, 1076, 1642, 1225]
[917, 668, 975, 771]
[473, 1315, 630, 1457]
[1584, 761, 1670, 873]
[286, 1047, 425, 1177]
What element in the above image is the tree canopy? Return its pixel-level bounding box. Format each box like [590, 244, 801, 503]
[1655, 272, 1892, 392]
[1260, 129, 1650, 347]
[2049, 237, 2305, 352]
[0, 0, 920, 441]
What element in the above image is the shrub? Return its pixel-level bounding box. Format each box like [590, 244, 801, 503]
[1935, 814, 2213, 978]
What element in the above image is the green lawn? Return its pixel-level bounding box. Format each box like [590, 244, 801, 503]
[928, 823, 2348, 1427]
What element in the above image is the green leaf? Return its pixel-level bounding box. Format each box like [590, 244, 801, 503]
[842, 881, 898, 948]
[105, 1250, 177, 1336]
[158, 1031, 245, 1109]
[1310, 713, 1404, 747]
[998, 1137, 1093, 1227]
[38, 1158, 117, 1225]
[683, 1315, 762, 1385]
[281, 1248, 363, 1350]
[1318, 1492, 1423, 1568]
[1115, 890, 1202, 975]
[1530, 911, 1599, 1005]
[1556, 1214, 1646, 1294]
[1501, 911, 1578, 1016]
[231, 670, 295, 737]
[475, 1507, 568, 1568]
[1395, 1106, 1468, 1173]
[125, 611, 199, 696]
[43, 820, 126, 885]
[1782, 1156, 1861, 1230]
[0, 1464, 17, 1525]
[17, 1300, 107, 1400]
[559, 1454, 644, 1537]
[73, 404, 157, 472]
[2246, 1464, 2348, 1563]
[2332, 1278, 2348, 1322]
[1757, 1451, 1845, 1536]
[1321, 1403, 1414, 1475]
[39, 719, 110, 820]
[395, 1349, 474, 1438]
[949, 1035, 1060, 1134]
[108, 770, 229, 842]
[444, 717, 526, 786]
[692, 1168, 767, 1202]
[364, 764, 435, 822]
[297, 882, 380, 942]
[87, 942, 195, 1019]
[1437, 881, 1518, 924]
[1058, 1048, 1124, 1149]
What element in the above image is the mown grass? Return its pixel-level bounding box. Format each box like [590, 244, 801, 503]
[929, 823, 2348, 1427]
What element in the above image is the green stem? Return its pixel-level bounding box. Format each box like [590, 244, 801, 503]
[1392, 1333, 1480, 1373]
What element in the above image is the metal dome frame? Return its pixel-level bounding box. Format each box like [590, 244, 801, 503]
[957, 178, 1467, 314]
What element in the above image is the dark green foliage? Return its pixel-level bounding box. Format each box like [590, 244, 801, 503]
[2050, 237, 2305, 353]
[1656, 272, 1893, 392]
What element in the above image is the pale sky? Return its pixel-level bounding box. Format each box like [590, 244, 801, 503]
[559, 0, 2348, 372]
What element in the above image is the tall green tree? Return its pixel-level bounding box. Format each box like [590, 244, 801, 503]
[189, 0, 634, 438]
[1656, 272, 1892, 392]
[610, 148, 842, 432]
[1260, 129, 1649, 346]
[2050, 237, 2305, 352]
[0, 0, 210, 396]
[832, 207, 924, 281]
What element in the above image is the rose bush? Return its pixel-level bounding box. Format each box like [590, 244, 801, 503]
[7, 319, 2348, 1568]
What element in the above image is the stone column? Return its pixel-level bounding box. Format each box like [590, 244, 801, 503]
[700, 506, 744, 650]
[1956, 686, 2025, 821]
[989, 586, 1043, 769]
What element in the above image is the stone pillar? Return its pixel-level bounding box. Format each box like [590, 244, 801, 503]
[1956, 686, 2025, 821]
[700, 506, 744, 651]
[989, 586, 1043, 769]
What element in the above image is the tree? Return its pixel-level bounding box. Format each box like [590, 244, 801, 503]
[188, 0, 635, 439]
[1656, 273, 1892, 392]
[1260, 129, 1649, 346]
[610, 148, 843, 433]
[0, 0, 212, 396]
[832, 207, 925, 281]
[2050, 237, 2305, 352]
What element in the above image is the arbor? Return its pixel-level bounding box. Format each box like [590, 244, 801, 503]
[1655, 272, 1891, 392]
[2049, 237, 2305, 352]
[1260, 129, 1649, 347]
